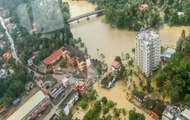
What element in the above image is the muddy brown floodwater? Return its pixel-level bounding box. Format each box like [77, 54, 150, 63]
[63, 0, 190, 119]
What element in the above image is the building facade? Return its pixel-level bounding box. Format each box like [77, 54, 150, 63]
[135, 28, 161, 76]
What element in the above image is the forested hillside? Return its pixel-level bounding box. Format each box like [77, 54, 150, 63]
[0, 0, 73, 64]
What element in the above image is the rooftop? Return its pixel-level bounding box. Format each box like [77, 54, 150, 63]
[162, 47, 176, 59]
[143, 97, 157, 110]
[3, 52, 12, 59]
[152, 100, 166, 118]
[138, 3, 149, 11]
[60, 90, 79, 115]
[181, 109, 190, 120]
[162, 105, 179, 120]
[43, 47, 64, 65]
[133, 91, 146, 101]
[7, 91, 46, 120]
[137, 28, 160, 45]
[111, 61, 121, 69]
[101, 75, 115, 86]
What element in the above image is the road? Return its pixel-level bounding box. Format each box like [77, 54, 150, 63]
[0, 15, 43, 78]
[0, 16, 20, 62]
[42, 87, 73, 120]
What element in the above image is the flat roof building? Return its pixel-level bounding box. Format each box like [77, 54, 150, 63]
[162, 47, 176, 61]
[7, 91, 50, 120]
[176, 109, 190, 120]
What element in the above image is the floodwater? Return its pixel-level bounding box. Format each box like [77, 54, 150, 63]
[72, 81, 155, 120]
[66, 0, 190, 65]
[64, 0, 190, 119]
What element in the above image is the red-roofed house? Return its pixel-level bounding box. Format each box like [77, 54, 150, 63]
[3, 52, 12, 59]
[43, 47, 64, 65]
[0, 108, 5, 114]
[33, 51, 40, 55]
[111, 61, 121, 72]
[138, 4, 149, 11]
[39, 47, 64, 73]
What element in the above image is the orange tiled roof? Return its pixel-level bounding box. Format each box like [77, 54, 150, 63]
[43, 47, 64, 65]
[3, 52, 12, 59]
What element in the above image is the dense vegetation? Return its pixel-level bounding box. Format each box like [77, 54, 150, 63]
[83, 97, 117, 120]
[88, 0, 163, 31]
[0, 62, 34, 109]
[80, 88, 97, 109]
[156, 30, 190, 108]
[163, 0, 190, 26]
[129, 109, 145, 120]
[88, 0, 190, 30]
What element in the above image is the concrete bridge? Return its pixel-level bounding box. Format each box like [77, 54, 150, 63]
[67, 9, 104, 23]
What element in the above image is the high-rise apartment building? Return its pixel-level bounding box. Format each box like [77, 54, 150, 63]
[135, 28, 161, 76]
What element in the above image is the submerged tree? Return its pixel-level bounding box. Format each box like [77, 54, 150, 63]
[129, 110, 145, 120]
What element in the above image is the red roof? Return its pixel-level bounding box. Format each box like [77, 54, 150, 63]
[43, 47, 64, 65]
[33, 51, 40, 55]
[138, 4, 149, 11]
[3, 52, 12, 59]
[0, 108, 5, 113]
[38, 80, 43, 85]
[111, 61, 121, 69]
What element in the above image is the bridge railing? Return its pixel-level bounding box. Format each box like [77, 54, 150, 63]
[67, 9, 104, 23]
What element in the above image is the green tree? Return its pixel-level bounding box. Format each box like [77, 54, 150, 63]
[86, 88, 97, 100]
[115, 56, 121, 63]
[103, 106, 109, 114]
[129, 110, 145, 120]
[80, 98, 88, 109]
[57, 112, 73, 120]
[101, 97, 108, 105]
[113, 108, 121, 117]
[128, 59, 134, 66]
[184, 94, 190, 108]
[59, 59, 67, 68]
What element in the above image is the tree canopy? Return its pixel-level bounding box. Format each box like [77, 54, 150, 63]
[88, 0, 163, 31]
[163, 0, 190, 26]
[156, 31, 190, 107]
[0, 62, 34, 109]
[88, 0, 190, 30]
[129, 110, 145, 120]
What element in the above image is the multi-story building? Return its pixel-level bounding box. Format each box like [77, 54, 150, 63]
[135, 28, 161, 76]
[7, 91, 50, 120]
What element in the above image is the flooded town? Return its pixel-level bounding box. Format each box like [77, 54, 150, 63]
[0, 0, 190, 120]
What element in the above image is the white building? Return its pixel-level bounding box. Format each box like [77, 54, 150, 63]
[0, 69, 7, 78]
[135, 28, 161, 76]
